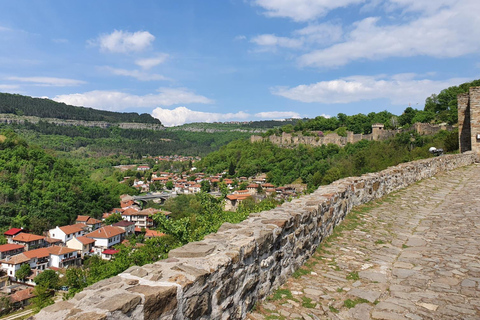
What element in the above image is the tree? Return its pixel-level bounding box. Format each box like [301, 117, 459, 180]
[32, 285, 54, 312]
[165, 181, 174, 190]
[105, 213, 122, 225]
[228, 161, 235, 176]
[15, 264, 31, 281]
[200, 180, 211, 193]
[34, 270, 59, 289]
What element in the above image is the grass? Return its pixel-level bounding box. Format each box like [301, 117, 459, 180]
[336, 287, 344, 292]
[375, 239, 385, 245]
[402, 244, 409, 249]
[344, 298, 370, 309]
[301, 297, 316, 308]
[269, 289, 294, 301]
[292, 268, 311, 279]
[346, 271, 360, 281]
[329, 306, 339, 313]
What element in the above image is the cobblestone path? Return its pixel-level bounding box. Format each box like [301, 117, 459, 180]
[247, 164, 480, 320]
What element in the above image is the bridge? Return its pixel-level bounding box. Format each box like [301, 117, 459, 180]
[132, 192, 175, 205]
[248, 164, 480, 320]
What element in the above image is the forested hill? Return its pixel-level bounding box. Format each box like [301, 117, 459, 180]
[0, 92, 161, 124]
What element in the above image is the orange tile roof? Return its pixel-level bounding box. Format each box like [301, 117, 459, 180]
[122, 208, 139, 216]
[23, 247, 50, 259]
[144, 229, 165, 238]
[9, 288, 35, 303]
[0, 244, 24, 253]
[85, 226, 124, 239]
[0, 253, 30, 265]
[76, 215, 90, 222]
[47, 246, 77, 256]
[12, 233, 44, 243]
[73, 236, 95, 245]
[226, 194, 251, 201]
[59, 224, 85, 235]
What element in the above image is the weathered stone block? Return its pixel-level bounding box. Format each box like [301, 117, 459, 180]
[127, 285, 177, 319]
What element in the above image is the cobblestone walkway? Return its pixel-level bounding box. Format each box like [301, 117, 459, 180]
[247, 164, 480, 320]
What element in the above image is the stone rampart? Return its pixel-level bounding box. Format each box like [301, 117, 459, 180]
[35, 153, 478, 320]
[251, 123, 451, 149]
[0, 113, 164, 131]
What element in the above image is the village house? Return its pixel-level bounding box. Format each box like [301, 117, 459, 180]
[112, 220, 135, 238]
[3, 228, 23, 243]
[224, 193, 251, 211]
[0, 244, 25, 260]
[48, 224, 86, 244]
[75, 216, 101, 232]
[101, 249, 119, 261]
[47, 246, 79, 268]
[85, 226, 125, 254]
[136, 165, 150, 171]
[0, 253, 34, 279]
[246, 183, 260, 195]
[9, 287, 35, 309]
[66, 236, 95, 258]
[23, 248, 50, 271]
[10, 233, 45, 251]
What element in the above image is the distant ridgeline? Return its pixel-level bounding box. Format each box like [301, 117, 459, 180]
[0, 93, 164, 130]
[251, 123, 454, 147]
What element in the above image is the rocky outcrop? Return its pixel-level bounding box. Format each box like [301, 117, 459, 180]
[34, 152, 477, 320]
[0, 114, 164, 130]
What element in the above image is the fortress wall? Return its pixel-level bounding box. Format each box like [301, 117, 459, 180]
[35, 152, 478, 320]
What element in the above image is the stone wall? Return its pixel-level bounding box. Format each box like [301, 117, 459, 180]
[35, 153, 478, 320]
[251, 123, 449, 149]
[0, 113, 164, 131]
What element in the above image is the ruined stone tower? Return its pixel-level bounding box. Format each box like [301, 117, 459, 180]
[458, 86, 480, 154]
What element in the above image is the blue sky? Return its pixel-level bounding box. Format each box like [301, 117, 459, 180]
[0, 0, 478, 126]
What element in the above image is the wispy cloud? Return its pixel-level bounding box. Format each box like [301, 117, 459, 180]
[251, 34, 303, 50]
[135, 54, 169, 70]
[89, 30, 155, 53]
[53, 88, 213, 111]
[8, 76, 86, 87]
[273, 74, 469, 105]
[0, 84, 20, 91]
[100, 66, 169, 81]
[254, 111, 300, 119]
[252, 0, 364, 22]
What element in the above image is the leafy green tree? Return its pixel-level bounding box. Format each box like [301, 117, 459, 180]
[15, 264, 31, 281]
[165, 181, 174, 190]
[32, 285, 54, 312]
[200, 180, 211, 193]
[34, 270, 59, 289]
[105, 213, 123, 225]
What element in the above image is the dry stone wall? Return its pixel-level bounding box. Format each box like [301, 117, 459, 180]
[35, 152, 478, 320]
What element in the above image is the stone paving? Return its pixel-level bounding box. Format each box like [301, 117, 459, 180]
[247, 164, 480, 320]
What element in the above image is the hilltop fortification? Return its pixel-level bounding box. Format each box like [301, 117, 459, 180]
[250, 122, 453, 148]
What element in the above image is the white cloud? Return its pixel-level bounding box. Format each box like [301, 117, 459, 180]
[273, 74, 469, 105]
[0, 84, 19, 90]
[152, 107, 250, 126]
[53, 88, 213, 111]
[252, 0, 364, 22]
[295, 1, 480, 67]
[135, 54, 169, 69]
[251, 34, 303, 49]
[8, 76, 86, 87]
[234, 35, 247, 41]
[90, 30, 155, 53]
[151, 107, 303, 126]
[100, 66, 169, 81]
[254, 111, 301, 119]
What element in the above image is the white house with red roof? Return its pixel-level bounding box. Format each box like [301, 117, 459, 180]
[75, 216, 101, 232]
[48, 224, 86, 243]
[0, 253, 34, 279]
[47, 246, 79, 268]
[85, 226, 125, 253]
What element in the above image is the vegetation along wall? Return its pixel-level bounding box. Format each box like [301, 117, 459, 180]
[35, 152, 478, 320]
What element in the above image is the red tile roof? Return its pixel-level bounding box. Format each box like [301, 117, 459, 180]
[0, 244, 24, 253]
[47, 246, 77, 256]
[9, 288, 35, 303]
[23, 248, 50, 259]
[4, 228, 23, 236]
[144, 229, 165, 238]
[76, 215, 90, 222]
[73, 236, 95, 245]
[85, 226, 124, 239]
[0, 253, 30, 265]
[59, 224, 86, 235]
[102, 249, 119, 255]
[13, 233, 44, 243]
